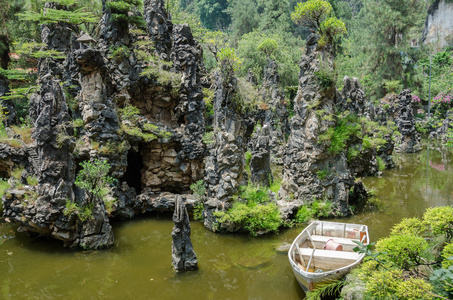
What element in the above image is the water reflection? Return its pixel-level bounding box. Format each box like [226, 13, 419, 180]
[0, 141, 452, 299]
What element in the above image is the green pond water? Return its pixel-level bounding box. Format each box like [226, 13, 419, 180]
[1, 141, 452, 300]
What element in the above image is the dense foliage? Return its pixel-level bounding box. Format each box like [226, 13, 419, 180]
[340, 206, 453, 299]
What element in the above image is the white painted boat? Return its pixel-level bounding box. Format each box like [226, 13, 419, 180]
[288, 220, 369, 292]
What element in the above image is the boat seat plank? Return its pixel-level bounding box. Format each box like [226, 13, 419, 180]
[299, 248, 359, 261]
[307, 235, 363, 251]
[310, 235, 360, 245]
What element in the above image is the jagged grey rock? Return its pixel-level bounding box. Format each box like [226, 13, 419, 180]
[144, 0, 173, 60]
[203, 70, 249, 231]
[394, 89, 421, 153]
[250, 124, 272, 187]
[259, 59, 290, 165]
[338, 76, 373, 118]
[171, 24, 206, 166]
[172, 195, 198, 272]
[279, 34, 354, 216]
[0, 74, 17, 126]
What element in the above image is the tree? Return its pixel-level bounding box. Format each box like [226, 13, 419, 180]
[339, 0, 428, 99]
[75, 159, 115, 205]
[106, 0, 145, 27]
[18, 0, 98, 26]
[291, 0, 332, 31]
[196, 0, 230, 30]
[257, 0, 292, 33]
[258, 38, 278, 59]
[291, 0, 346, 48]
[236, 30, 301, 87]
[227, 0, 259, 40]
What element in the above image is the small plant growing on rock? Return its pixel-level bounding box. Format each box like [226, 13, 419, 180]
[106, 0, 145, 27]
[383, 80, 401, 94]
[202, 131, 214, 145]
[75, 159, 115, 206]
[110, 45, 131, 62]
[190, 180, 206, 201]
[217, 47, 243, 77]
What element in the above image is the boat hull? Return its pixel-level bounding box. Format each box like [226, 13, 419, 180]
[291, 260, 352, 292]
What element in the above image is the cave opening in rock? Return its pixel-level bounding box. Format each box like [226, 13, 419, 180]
[123, 150, 143, 194]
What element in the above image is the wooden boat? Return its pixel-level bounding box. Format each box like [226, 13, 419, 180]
[288, 220, 369, 292]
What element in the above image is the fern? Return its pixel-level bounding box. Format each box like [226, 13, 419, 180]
[305, 278, 344, 300]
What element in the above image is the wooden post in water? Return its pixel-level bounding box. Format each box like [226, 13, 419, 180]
[171, 195, 198, 272]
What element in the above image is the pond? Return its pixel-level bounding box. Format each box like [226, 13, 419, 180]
[1, 141, 452, 299]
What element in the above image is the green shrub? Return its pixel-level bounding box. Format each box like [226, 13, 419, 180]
[366, 269, 433, 300]
[202, 131, 214, 145]
[239, 184, 269, 204]
[311, 200, 333, 218]
[294, 200, 333, 223]
[295, 206, 312, 223]
[384, 80, 401, 94]
[318, 17, 347, 47]
[190, 180, 205, 201]
[396, 278, 433, 300]
[365, 269, 402, 299]
[347, 146, 360, 161]
[140, 55, 180, 88]
[376, 156, 386, 171]
[320, 114, 360, 154]
[390, 217, 425, 236]
[26, 176, 38, 186]
[376, 234, 428, 270]
[104, 197, 117, 216]
[75, 159, 115, 206]
[214, 201, 282, 236]
[217, 47, 243, 75]
[118, 104, 141, 123]
[203, 88, 215, 117]
[291, 0, 332, 29]
[423, 206, 453, 241]
[0, 179, 11, 212]
[316, 170, 328, 180]
[193, 202, 203, 221]
[314, 68, 335, 89]
[110, 45, 131, 62]
[441, 243, 453, 269]
[269, 178, 282, 194]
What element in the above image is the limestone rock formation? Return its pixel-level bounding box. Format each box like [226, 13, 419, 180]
[144, 0, 173, 60]
[204, 70, 249, 231]
[279, 34, 354, 216]
[337, 76, 373, 118]
[171, 195, 198, 272]
[421, 0, 453, 50]
[429, 111, 453, 144]
[394, 89, 422, 153]
[0, 74, 17, 126]
[249, 124, 272, 187]
[259, 59, 290, 165]
[171, 24, 205, 168]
